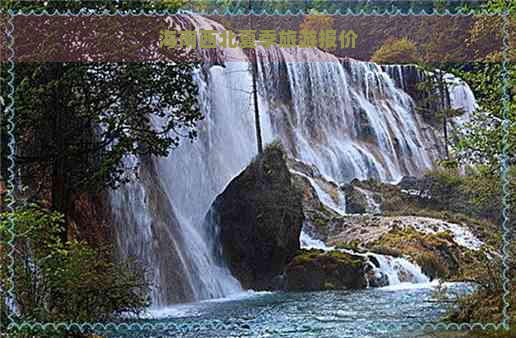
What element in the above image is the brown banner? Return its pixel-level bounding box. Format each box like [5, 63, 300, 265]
[1, 14, 512, 62]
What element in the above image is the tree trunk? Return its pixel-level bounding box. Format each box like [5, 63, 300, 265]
[437, 72, 449, 160]
[248, 0, 263, 155]
[251, 51, 263, 155]
[48, 63, 70, 242]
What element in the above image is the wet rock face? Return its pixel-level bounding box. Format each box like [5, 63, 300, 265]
[290, 165, 339, 242]
[341, 182, 368, 214]
[207, 143, 304, 290]
[283, 249, 367, 292]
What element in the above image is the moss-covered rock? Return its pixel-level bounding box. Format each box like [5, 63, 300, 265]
[366, 226, 471, 280]
[206, 142, 304, 290]
[283, 249, 367, 291]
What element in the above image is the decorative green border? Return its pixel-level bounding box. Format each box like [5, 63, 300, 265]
[3, 2, 512, 336]
[500, 8, 512, 332]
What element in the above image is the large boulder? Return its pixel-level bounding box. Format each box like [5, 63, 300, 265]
[283, 249, 368, 291]
[206, 142, 304, 290]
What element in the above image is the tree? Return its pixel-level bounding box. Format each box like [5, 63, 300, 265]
[246, 0, 263, 155]
[12, 62, 202, 240]
[251, 57, 264, 155]
[370, 38, 421, 64]
[412, 62, 471, 161]
[466, 0, 516, 62]
[1, 0, 202, 245]
[299, 10, 335, 52]
[299, 12, 334, 33]
[451, 62, 516, 169]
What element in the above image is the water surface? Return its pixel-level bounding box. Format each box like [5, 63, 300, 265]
[114, 283, 473, 337]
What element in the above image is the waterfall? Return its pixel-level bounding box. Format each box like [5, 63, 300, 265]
[368, 253, 429, 285]
[446, 73, 477, 125]
[300, 230, 429, 286]
[258, 48, 437, 183]
[297, 167, 429, 286]
[110, 15, 475, 306]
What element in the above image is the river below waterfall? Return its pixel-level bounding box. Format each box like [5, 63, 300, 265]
[112, 283, 473, 337]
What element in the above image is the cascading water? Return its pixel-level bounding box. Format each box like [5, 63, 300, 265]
[368, 254, 429, 285]
[258, 47, 443, 183]
[110, 15, 476, 306]
[290, 168, 347, 215]
[300, 230, 429, 286]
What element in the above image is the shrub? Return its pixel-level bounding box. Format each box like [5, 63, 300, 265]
[371, 38, 421, 64]
[0, 204, 149, 335]
[420, 164, 516, 224]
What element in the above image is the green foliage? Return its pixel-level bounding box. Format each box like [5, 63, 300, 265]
[370, 38, 420, 64]
[415, 164, 515, 325]
[299, 13, 334, 34]
[466, 0, 516, 62]
[450, 62, 516, 169]
[0, 204, 149, 329]
[420, 165, 516, 224]
[0, 0, 204, 233]
[5, 61, 202, 240]
[461, 165, 516, 221]
[447, 244, 515, 326]
[15, 61, 201, 191]
[413, 69, 465, 126]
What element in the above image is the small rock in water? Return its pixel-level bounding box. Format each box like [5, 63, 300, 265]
[367, 269, 389, 287]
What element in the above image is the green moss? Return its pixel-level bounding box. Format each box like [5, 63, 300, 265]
[434, 230, 454, 242]
[291, 249, 364, 269]
[335, 240, 368, 254]
[384, 207, 499, 249]
[317, 203, 335, 218]
[285, 248, 368, 291]
[335, 242, 358, 251]
[292, 249, 324, 265]
[367, 225, 464, 280]
[311, 212, 330, 228]
[369, 246, 402, 257]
